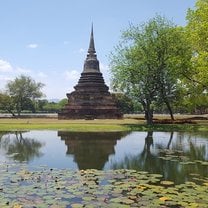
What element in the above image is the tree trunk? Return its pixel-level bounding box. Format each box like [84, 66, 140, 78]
[17, 104, 21, 117]
[6, 108, 16, 117]
[167, 132, 173, 149]
[143, 101, 153, 125]
[9, 110, 16, 117]
[145, 131, 153, 153]
[164, 100, 174, 120]
[17, 111, 21, 117]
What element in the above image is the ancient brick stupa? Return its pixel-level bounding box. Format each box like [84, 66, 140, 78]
[58, 26, 122, 119]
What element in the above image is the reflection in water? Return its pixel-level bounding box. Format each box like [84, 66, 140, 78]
[111, 131, 208, 184]
[0, 131, 44, 162]
[0, 130, 208, 184]
[58, 131, 129, 170]
[137, 131, 156, 172]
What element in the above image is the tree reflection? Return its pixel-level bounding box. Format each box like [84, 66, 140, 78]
[185, 133, 206, 161]
[0, 132, 44, 162]
[0, 131, 11, 146]
[167, 132, 174, 149]
[137, 131, 157, 172]
[111, 131, 208, 184]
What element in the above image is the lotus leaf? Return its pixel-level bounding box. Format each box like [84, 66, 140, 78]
[71, 203, 84, 208]
[12, 204, 23, 208]
[159, 196, 172, 201]
[0, 162, 208, 207]
[160, 180, 174, 186]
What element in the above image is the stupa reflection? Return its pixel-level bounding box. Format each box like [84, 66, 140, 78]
[58, 131, 129, 170]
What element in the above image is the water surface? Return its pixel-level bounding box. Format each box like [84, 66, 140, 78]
[0, 130, 208, 184]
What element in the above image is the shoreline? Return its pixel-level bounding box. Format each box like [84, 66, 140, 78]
[0, 115, 207, 132]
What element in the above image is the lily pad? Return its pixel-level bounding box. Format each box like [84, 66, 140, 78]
[160, 180, 174, 186]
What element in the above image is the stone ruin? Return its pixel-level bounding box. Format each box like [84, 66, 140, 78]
[58, 26, 122, 119]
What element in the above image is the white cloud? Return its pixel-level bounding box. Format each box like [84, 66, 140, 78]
[73, 48, 85, 54]
[27, 43, 38, 49]
[65, 70, 80, 81]
[37, 72, 47, 78]
[0, 59, 13, 72]
[0, 75, 13, 90]
[0, 75, 12, 81]
[79, 48, 85, 53]
[0, 59, 32, 77]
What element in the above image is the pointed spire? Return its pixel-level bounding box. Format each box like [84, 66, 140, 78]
[88, 23, 96, 54]
[83, 24, 100, 73]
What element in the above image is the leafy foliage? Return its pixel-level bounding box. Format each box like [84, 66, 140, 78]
[184, 0, 208, 113]
[112, 93, 136, 113]
[40, 98, 68, 113]
[110, 15, 192, 123]
[0, 92, 16, 116]
[5, 75, 45, 115]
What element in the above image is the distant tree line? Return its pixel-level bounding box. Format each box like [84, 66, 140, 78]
[0, 75, 67, 116]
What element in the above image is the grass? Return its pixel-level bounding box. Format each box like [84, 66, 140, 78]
[0, 114, 207, 132]
[0, 118, 137, 132]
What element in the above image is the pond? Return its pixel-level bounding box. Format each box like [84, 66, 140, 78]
[0, 130, 208, 185]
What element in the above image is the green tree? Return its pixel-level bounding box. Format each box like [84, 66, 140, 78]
[43, 102, 60, 113]
[186, 0, 208, 87]
[6, 75, 45, 116]
[110, 16, 192, 124]
[112, 93, 135, 114]
[0, 92, 16, 116]
[36, 99, 49, 112]
[58, 98, 68, 108]
[184, 0, 208, 113]
[41, 99, 68, 113]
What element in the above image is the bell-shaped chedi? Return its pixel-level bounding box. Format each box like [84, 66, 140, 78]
[58, 26, 122, 119]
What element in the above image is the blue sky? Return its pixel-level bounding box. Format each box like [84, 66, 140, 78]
[0, 0, 196, 99]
